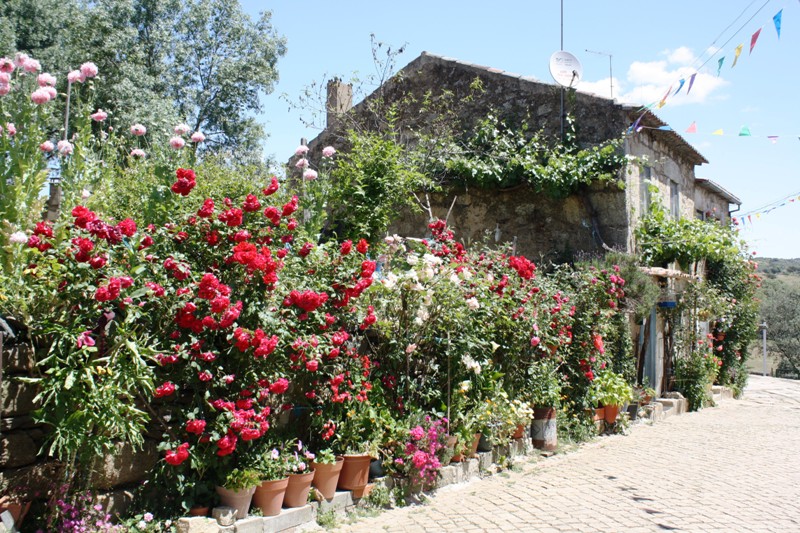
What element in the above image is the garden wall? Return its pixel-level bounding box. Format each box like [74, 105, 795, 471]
[0, 340, 156, 512]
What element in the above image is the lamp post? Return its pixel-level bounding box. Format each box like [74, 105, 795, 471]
[759, 321, 768, 377]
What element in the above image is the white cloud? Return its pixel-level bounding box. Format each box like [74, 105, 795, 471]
[578, 47, 729, 107]
[665, 46, 696, 65]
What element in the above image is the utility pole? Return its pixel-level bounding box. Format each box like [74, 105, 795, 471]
[559, 0, 565, 140]
[585, 49, 613, 100]
[760, 321, 768, 376]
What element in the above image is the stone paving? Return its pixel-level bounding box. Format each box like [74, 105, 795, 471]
[334, 376, 800, 532]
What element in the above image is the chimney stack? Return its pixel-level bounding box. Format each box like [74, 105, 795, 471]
[326, 78, 353, 127]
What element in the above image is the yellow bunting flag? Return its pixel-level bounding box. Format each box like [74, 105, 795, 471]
[732, 44, 743, 67]
[712, 129, 724, 135]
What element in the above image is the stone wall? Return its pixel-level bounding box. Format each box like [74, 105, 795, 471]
[0, 338, 157, 512]
[308, 52, 719, 259]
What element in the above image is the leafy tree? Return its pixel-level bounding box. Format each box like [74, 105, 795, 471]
[760, 279, 800, 377]
[0, 0, 286, 158]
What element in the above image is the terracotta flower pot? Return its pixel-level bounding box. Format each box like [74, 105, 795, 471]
[469, 433, 482, 457]
[604, 404, 620, 424]
[593, 406, 605, 422]
[512, 424, 526, 440]
[188, 505, 209, 517]
[446, 435, 461, 462]
[532, 406, 558, 451]
[283, 471, 315, 508]
[311, 457, 344, 500]
[252, 477, 288, 517]
[215, 485, 256, 519]
[337, 454, 372, 491]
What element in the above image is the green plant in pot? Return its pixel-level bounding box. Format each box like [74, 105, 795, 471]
[251, 447, 290, 516]
[592, 369, 634, 424]
[216, 467, 262, 519]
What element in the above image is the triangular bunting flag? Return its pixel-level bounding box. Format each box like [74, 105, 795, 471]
[673, 79, 685, 96]
[685, 121, 697, 133]
[748, 215, 752, 224]
[739, 126, 751, 136]
[657, 85, 672, 108]
[712, 129, 724, 135]
[750, 28, 762, 54]
[717, 57, 725, 76]
[657, 125, 673, 131]
[774, 10, 783, 38]
[768, 136, 779, 144]
[687, 73, 697, 94]
[732, 44, 743, 67]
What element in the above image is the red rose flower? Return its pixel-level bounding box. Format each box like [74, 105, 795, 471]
[186, 419, 206, 435]
[164, 442, 190, 466]
[356, 239, 369, 254]
[154, 381, 176, 398]
[263, 176, 280, 196]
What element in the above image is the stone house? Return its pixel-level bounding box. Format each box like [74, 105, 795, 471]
[307, 51, 741, 394]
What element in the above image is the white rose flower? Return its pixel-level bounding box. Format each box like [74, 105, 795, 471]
[466, 297, 480, 310]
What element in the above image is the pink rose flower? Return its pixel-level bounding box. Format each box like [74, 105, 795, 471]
[174, 123, 190, 135]
[322, 146, 336, 157]
[40, 141, 55, 152]
[57, 140, 74, 155]
[9, 231, 28, 244]
[80, 62, 99, 78]
[130, 124, 147, 136]
[169, 136, 185, 150]
[190, 131, 205, 143]
[90, 109, 108, 122]
[30, 88, 51, 104]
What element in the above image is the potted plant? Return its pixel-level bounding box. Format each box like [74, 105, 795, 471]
[592, 370, 634, 424]
[528, 359, 561, 450]
[215, 467, 261, 519]
[252, 448, 289, 517]
[283, 441, 316, 508]
[310, 449, 344, 500]
[509, 399, 534, 439]
[331, 404, 381, 493]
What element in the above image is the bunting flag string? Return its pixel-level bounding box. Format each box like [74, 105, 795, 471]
[731, 190, 800, 228]
[639, 122, 800, 144]
[634, 5, 788, 116]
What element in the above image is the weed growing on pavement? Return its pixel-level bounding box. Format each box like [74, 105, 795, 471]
[316, 509, 337, 529]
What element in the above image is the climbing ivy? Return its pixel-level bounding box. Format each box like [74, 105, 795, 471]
[445, 114, 627, 196]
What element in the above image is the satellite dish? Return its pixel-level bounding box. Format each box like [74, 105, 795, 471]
[549, 51, 583, 87]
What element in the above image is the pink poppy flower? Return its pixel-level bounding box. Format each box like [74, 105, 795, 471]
[57, 140, 73, 155]
[37, 73, 56, 86]
[80, 62, 99, 78]
[130, 148, 146, 158]
[295, 145, 309, 156]
[23, 58, 41, 73]
[169, 136, 185, 150]
[67, 70, 85, 84]
[130, 123, 147, 136]
[190, 131, 205, 143]
[90, 110, 108, 122]
[322, 146, 336, 157]
[303, 169, 318, 181]
[0, 58, 14, 73]
[40, 141, 55, 152]
[30, 88, 51, 104]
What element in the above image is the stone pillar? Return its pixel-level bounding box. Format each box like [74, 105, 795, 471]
[45, 182, 62, 222]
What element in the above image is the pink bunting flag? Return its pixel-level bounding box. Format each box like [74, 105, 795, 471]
[750, 28, 762, 54]
[685, 121, 697, 134]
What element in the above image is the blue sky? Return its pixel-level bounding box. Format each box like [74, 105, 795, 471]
[242, 0, 800, 259]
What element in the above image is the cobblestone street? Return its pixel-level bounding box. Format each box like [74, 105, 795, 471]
[337, 376, 800, 532]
